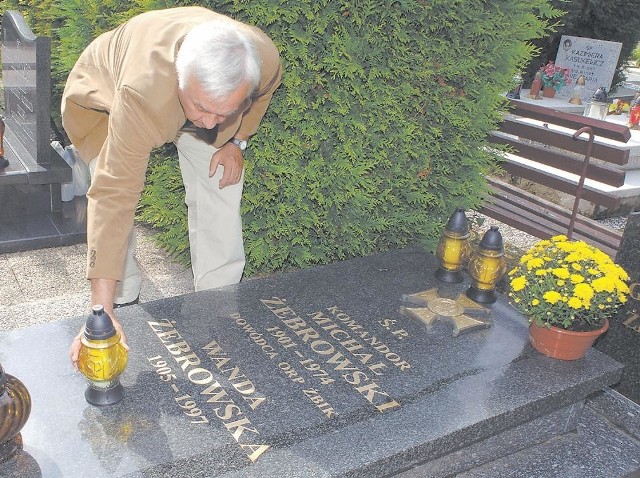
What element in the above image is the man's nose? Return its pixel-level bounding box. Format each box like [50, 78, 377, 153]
[202, 113, 224, 129]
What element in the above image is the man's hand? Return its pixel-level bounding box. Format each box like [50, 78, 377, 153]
[69, 314, 129, 371]
[69, 278, 130, 370]
[210, 141, 244, 188]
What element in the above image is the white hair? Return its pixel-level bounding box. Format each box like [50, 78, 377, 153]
[176, 19, 261, 100]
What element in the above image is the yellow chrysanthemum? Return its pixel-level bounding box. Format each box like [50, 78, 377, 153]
[570, 274, 585, 284]
[510, 276, 527, 292]
[592, 277, 614, 293]
[573, 282, 594, 302]
[568, 297, 582, 309]
[543, 290, 562, 304]
[526, 257, 545, 270]
[552, 268, 570, 279]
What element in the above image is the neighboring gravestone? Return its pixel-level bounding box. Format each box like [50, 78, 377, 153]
[554, 35, 622, 101]
[0, 11, 84, 252]
[596, 211, 640, 404]
[0, 247, 629, 477]
[1, 10, 52, 168]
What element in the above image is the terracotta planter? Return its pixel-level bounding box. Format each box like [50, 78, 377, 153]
[542, 87, 556, 98]
[528, 318, 609, 360]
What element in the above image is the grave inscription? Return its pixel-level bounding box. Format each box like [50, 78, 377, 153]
[1, 10, 51, 165]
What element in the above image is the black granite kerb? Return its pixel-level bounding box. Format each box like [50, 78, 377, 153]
[596, 211, 640, 404]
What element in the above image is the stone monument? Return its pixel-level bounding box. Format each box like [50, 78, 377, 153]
[1, 247, 638, 477]
[0, 10, 85, 253]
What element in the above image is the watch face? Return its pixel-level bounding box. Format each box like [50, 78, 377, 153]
[232, 138, 247, 150]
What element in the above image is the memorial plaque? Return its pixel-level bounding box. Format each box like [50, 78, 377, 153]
[0, 248, 624, 477]
[554, 35, 622, 101]
[1, 10, 51, 165]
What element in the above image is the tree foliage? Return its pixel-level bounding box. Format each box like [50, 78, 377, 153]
[0, 0, 561, 275]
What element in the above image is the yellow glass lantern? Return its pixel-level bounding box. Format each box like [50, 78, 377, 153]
[435, 208, 471, 283]
[78, 305, 128, 406]
[466, 226, 507, 304]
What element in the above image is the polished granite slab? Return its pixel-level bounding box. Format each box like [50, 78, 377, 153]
[0, 195, 86, 253]
[0, 247, 625, 477]
[597, 211, 640, 404]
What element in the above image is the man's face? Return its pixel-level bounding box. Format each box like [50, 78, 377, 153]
[178, 77, 250, 129]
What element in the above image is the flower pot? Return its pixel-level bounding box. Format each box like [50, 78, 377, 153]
[542, 87, 556, 98]
[528, 318, 609, 360]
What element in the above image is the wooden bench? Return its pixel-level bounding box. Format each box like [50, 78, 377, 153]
[479, 98, 632, 259]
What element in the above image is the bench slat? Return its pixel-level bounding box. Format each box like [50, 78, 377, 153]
[489, 131, 626, 187]
[487, 178, 621, 241]
[499, 161, 621, 210]
[480, 197, 620, 259]
[509, 99, 632, 143]
[499, 118, 630, 166]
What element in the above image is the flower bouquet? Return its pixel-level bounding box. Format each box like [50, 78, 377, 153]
[540, 61, 570, 94]
[508, 235, 629, 331]
[508, 235, 629, 359]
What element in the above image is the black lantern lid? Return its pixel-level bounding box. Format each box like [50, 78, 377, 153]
[593, 87, 608, 103]
[445, 208, 469, 234]
[84, 305, 116, 341]
[479, 226, 504, 251]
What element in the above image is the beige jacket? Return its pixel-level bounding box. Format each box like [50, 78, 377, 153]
[61, 7, 281, 281]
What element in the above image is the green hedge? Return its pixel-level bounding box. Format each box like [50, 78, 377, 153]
[1, 0, 562, 275]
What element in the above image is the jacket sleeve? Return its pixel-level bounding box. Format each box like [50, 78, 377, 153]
[86, 86, 162, 281]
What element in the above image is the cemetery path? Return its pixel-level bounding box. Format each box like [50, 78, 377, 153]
[0, 223, 195, 330]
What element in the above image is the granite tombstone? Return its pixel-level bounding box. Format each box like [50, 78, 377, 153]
[0, 247, 636, 477]
[0, 10, 85, 253]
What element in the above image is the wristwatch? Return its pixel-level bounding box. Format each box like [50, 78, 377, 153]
[230, 137, 247, 151]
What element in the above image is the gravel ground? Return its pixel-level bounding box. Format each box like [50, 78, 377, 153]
[467, 211, 628, 256]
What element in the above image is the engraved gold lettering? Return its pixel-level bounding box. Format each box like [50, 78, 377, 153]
[165, 340, 191, 355]
[263, 299, 402, 412]
[187, 368, 214, 385]
[201, 381, 233, 403]
[278, 361, 305, 383]
[147, 319, 174, 332]
[340, 338, 364, 352]
[240, 443, 271, 463]
[175, 352, 202, 370]
[303, 388, 336, 418]
[343, 370, 368, 385]
[325, 352, 358, 371]
[354, 382, 401, 412]
[147, 310, 271, 460]
[225, 417, 258, 441]
[157, 329, 182, 342]
[214, 403, 243, 421]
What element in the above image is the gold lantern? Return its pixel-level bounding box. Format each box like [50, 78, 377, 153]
[0, 364, 31, 461]
[78, 305, 128, 406]
[466, 226, 507, 304]
[435, 208, 471, 283]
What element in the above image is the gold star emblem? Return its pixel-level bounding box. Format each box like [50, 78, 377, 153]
[399, 288, 491, 337]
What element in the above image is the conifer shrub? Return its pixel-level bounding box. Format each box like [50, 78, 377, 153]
[0, 0, 561, 275]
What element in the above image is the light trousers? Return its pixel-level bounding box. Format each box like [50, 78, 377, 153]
[90, 131, 245, 304]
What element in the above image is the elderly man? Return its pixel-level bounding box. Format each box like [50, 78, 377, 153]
[63, 6, 281, 363]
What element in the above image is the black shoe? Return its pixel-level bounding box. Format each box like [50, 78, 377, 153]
[113, 296, 140, 309]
